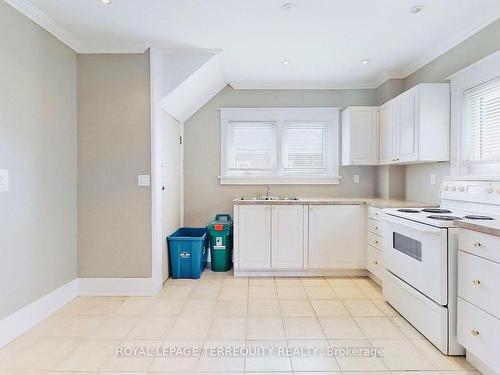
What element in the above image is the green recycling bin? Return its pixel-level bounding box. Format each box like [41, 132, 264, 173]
[207, 214, 233, 272]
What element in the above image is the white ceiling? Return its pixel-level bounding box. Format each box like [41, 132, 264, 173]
[12, 0, 500, 88]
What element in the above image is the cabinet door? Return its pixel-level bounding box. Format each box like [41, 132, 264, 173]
[271, 205, 304, 269]
[308, 205, 363, 269]
[379, 102, 395, 164]
[349, 107, 379, 165]
[238, 205, 271, 269]
[397, 89, 419, 162]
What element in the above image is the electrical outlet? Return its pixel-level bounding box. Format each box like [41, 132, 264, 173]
[430, 174, 436, 185]
[354, 175, 360, 184]
[0, 169, 9, 192]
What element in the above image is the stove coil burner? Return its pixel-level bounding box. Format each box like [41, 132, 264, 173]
[427, 215, 463, 221]
[464, 215, 494, 220]
[422, 208, 453, 214]
[398, 209, 420, 213]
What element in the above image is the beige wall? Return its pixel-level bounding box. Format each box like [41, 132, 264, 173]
[0, 2, 77, 318]
[77, 52, 152, 278]
[184, 86, 378, 226]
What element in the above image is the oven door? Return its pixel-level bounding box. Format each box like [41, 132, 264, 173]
[382, 214, 448, 305]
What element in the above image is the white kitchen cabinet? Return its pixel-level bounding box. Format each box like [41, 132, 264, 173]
[379, 83, 450, 165]
[308, 205, 363, 269]
[379, 102, 396, 164]
[271, 205, 305, 269]
[237, 205, 271, 269]
[397, 88, 419, 162]
[341, 106, 379, 166]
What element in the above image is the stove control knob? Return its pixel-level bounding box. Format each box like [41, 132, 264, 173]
[451, 186, 457, 192]
[459, 186, 465, 192]
[485, 186, 494, 194]
[444, 185, 449, 191]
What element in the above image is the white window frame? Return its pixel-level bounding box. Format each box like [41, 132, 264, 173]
[219, 107, 340, 185]
[449, 50, 500, 177]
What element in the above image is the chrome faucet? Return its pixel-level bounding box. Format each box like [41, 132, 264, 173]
[266, 185, 271, 200]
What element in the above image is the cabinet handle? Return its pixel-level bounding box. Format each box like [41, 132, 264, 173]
[471, 330, 480, 336]
[374, 240, 379, 245]
[473, 242, 481, 248]
[472, 279, 481, 285]
[375, 226, 379, 230]
[373, 260, 378, 265]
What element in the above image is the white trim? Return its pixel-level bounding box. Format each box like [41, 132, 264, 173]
[229, 81, 381, 90]
[78, 278, 155, 296]
[0, 279, 79, 349]
[449, 50, 500, 176]
[78, 42, 148, 54]
[149, 48, 164, 294]
[4, 0, 80, 51]
[219, 176, 340, 185]
[234, 269, 368, 277]
[219, 107, 340, 185]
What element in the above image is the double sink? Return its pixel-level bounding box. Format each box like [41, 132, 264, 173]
[239, 196, 299, 201]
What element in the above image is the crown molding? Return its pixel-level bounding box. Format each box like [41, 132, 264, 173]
[4, 0, 80, 51]
[398, 12, 500, 79]
[78, 41, 149, 54]
[229, 81, 379, 90]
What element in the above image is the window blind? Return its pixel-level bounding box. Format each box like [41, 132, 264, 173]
[282, 123, 330, 175]
[463, 77, 500, 164]
[228, 122, 275, 171]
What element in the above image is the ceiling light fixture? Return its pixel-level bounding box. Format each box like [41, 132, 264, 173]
[361, 59, 371, 65]
[410, 5, 424, 14]
[282, 59, 290, 65]
[281, 3, 295, 11]
[101, 0, 112, 4]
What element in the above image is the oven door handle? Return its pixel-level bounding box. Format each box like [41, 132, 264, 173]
[382, 214, 443, 235]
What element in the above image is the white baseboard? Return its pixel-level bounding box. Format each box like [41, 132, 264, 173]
[78, 277, 155, 296]
[234, 269, 368, 277]
[0, 279, 79, 349]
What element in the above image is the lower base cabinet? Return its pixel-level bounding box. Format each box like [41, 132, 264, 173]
[235, 203, 363, 271]
[271, 205, 305, 269]
[308, 205, 363, 269]
[237, 205, 271, 269]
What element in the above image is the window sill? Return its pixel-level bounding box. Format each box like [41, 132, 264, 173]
[219, 176, 341, 185]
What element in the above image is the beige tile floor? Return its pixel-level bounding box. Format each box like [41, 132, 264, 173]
[0, 270, 477, 375]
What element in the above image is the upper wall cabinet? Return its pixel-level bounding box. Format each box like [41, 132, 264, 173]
[341, 106, 379, 166]
[379, 83, 450, 165]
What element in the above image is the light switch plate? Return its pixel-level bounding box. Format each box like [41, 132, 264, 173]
[430, 174, 436, 185]
[137, 174, 150, 187]
[353, 175, 360, 184]
[0, 169, 9, 192]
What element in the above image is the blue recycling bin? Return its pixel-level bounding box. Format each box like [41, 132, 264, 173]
[167, 228, 208, 279]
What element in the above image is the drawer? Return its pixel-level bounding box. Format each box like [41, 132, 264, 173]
[458, 251, 500, 319]
[457, 297, 500, 373]
[367, 218, 382, 236]
[367, 231, 382, 250]
[367, 206, 383, 221]
[367, 245, 383, 280]
[459, 229, 500, 264]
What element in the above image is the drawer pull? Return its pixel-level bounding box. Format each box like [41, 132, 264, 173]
[373, 260, 378, 265]
[374, 240, 379, 245]
[472, 279, 481, 285]
[471, 330, 480, 336]
[375, 226, 379, 230]
[473, 242, 482, 248]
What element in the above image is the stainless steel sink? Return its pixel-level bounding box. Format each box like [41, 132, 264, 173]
[239, 196, 298, 201]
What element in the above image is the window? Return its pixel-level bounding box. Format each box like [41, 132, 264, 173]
[220, 108, 340, 184]
[462, 77, 500, 165]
